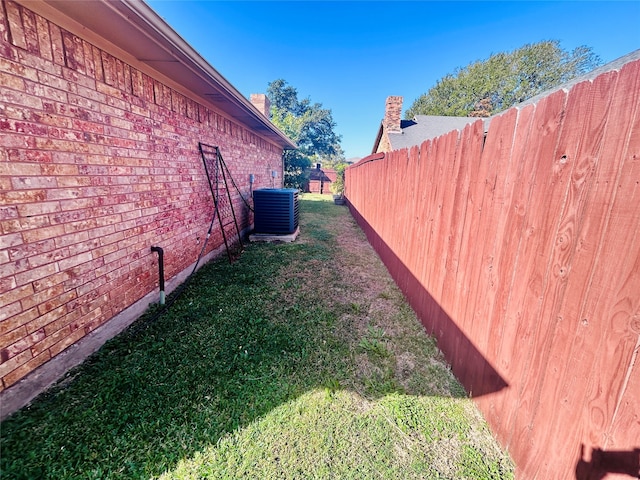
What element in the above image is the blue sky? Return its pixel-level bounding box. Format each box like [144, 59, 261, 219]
[147, 1, 640, 160]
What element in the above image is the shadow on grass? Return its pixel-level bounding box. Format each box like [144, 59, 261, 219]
[0, 196, 498, 479]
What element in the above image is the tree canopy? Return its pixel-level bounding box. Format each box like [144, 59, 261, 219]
[405, 41, 602, 119]
[267, 79, 343, 189]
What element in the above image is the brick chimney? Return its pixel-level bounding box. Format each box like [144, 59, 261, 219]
[250, 93, 271, 118]
[383, 96, 403, 133]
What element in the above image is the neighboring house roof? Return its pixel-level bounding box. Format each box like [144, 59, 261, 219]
[371, 96, 490, 154]
[385, 115, 484, 151]
[32, 0, 296, 150]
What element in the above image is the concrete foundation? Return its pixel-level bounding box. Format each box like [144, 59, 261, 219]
[249, 227, 300, 243]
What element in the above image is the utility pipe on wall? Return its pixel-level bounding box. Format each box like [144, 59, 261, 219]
[150, 246, 165, 305]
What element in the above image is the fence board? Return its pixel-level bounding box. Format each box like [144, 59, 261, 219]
[493, 90, 567, 451]
[421, 137, 438, 299]
[440, 123, 480, 374]
[444, 122, 484, 384]
[603, 63, 640, 451]
[439, 130, 464, 313]
[405, 145, 422, 282]
[414, 141, 436, 332]
[462, 110, 504, 395]
[524, 70, 622, 478]
[422, 134, 444, 332]
[431, 131, 459, 304]
[456, 122, 493, 394]
[487, 104, 536, 435]
[430, 131, 463, 359]
[415, 139, 434, 328]
[450, 121, 486, 390]
[582, 60, 640, 452]
[511, 89, 575, 473]
[471, 108, 519, 415]
[517, 74, 606, 476]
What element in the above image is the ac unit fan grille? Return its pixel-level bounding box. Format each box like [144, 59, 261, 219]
[253, 188, 299, 234]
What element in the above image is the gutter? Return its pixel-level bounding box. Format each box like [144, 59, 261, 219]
[119, 0, 296, 148]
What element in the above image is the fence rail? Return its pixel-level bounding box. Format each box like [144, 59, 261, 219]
[345, 58, 640, 479]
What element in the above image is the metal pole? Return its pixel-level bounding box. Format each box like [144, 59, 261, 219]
[150, 246, 165, 305]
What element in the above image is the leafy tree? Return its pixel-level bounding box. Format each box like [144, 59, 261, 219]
[330, 162, 347, 196]
[406, 41, 602, 118]
[267, 79, 343, 189]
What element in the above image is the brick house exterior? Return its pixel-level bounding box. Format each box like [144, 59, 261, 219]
[0, 0, 294, 417]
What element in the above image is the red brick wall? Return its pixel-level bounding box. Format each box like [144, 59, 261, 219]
[375, 131, 392, 154]
[383, 96, 402, 134]
[0, 1, 283, 391]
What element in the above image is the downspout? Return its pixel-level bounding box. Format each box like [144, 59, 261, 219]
[150, 246, 165, 305]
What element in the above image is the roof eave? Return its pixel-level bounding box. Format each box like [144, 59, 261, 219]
[25, 0, 296, 150]
[371, 122, 384, 154]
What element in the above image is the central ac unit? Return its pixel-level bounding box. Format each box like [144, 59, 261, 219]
[253, 188, 299, 234]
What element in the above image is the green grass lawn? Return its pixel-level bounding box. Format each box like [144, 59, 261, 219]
[0, 194, 513, 479]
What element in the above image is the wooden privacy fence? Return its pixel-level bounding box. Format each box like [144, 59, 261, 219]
[345, 58, 639, 479]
